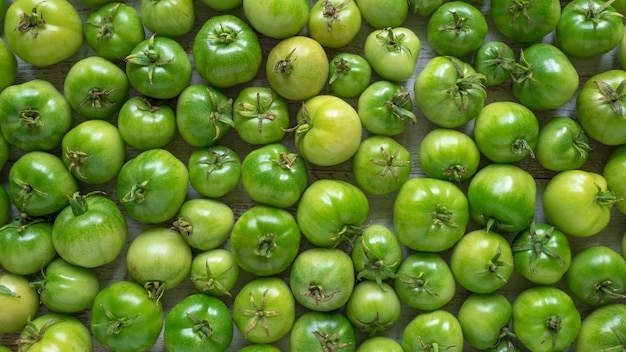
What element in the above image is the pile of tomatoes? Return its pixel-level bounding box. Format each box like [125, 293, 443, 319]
[1, 0, 626, 351]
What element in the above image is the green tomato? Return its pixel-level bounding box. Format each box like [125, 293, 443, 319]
[4, 0, 83, 66]
[357, 336, 403, 352]
[140, 0, 194, 38]
[164, 294, 233, 352]
[402, 310, 463, 352]
[427, 1, 488, 58]
[363, 26, 421, 82]
[0, 216, 56, 275]
[472, 41, 516, 86]
[512, 286, 581, 352]
[17, 314, 93, 351]
[394, 178, 469, 252]
[351, 224, 403, 288]
[345, 281, 401, 336]
[296, 179, 369, 247]
[357, 80, 416, 136]
[0, 38, 17, 92]
[187, 146, 242, 199]
[172, 198, 234, 251]
[199, 0, 241, 11]
[241, 143, 308, 208]
[408, 0, 443, 16]
[308, 0, 362, 48]
[0, 272, 39, 333]
[450, 229, 514, 294]
[0, 79, 72, 152]
[490, 0, 561, 42]
[535, 116, 590, 172]
[458, 292, 513, 350]
[243, 0, 309, 39]
[194, 14, 262, 88]
[355, 0, 408, 28]
[328, 53, 372, 98]
[234, 87, 289, 145]
[117, 96, 176, 150]
[352, 135, 411, 195]
[294, 95, 362, 167]
[414, 56, 486, 128]
[190, 249, 239, 297]
[85, 2, 145, 61]
[418, 128, 480, 183]
[290, 311, 356, 352]
[230, 205, 301, 276]
[575, 303, 626, 351]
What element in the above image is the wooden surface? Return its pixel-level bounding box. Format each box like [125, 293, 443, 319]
[1, 0, 626, 351]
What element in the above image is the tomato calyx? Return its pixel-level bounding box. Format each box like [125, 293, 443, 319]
[205, 88, 234, 141]
[493, 326, 518, 351]
[438, 10, 471, 36]
[0, 284, 20, 298]
[135, 96, 162, 113]
[352, 311, 395, 337]
[507, 0, 532, 24]
[185, 311, 225, 344]
[417, 335, 457, 352]
[399, 271, 439, 297]
[237, 289, 282, 338]
[355, 236, 399, 290]
[543, 316, 562, 349]
[273, 47, 298, 74]
[300, 282, 340, 305]
[171, 217, 192, 237]
[328, 57, 351, 85]
[384, 91, 418, 124]
[572, 128, 592, 158]
[206, 23, 239, 45]
[124, 34, 173, 85]
[120, 179, 151, 204]
[576, 0, 624, 23]
[15, 317, 65, 349]
[432, 203, 459, 227]
[322, 0, 350, 31]
[93, 303, 140, 335]
[593, 183, 623, 206]
[86, 2, 121, 44]
[484, 244, 512, 283]
[375, 27, 414, 57]
[511, 224, 566, 276]
[313, 329, 353, 351]
[594, 79, 626, 117]
[254, 232, 278, 258]
[510, 49, 536, 84]
[12, 178, 46, 211]
[272, 152, 300, 171]
[511, 138, 536, 159]
[18, 108, 44, 129]
[64, 148, 92, 180]
[443, 165, 469, 183]
[191, 259, 234, 297]
[144, 281, 166, 305]
[588, 279, 626, 304]
[446, 57, 487, 115]
[197, 147, 239, 179]
[65, 191, 105, 216]
[370, 146, 411, 181]
[79, 88, 121, 110]
[236, 90, 277, 134]
[15, 2, 46, 38]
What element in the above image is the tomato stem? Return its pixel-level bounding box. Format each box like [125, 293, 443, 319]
[191, 259, 234, 297]
[313, 329, 353, 351]
[186, 312, 222, 343]
[15, 2, 46, 37]
[399, 272, 440, 298]
[274, 47, 297, 74]
[322, 0, 350, 31]
[255, 232, 278, 258]
[328, 57, 351, 85]
[446, 57, 487, 115]
[196, 147, 239, 180]
[300, 282, 339, 304]
[376, 27, 413, 56]
[594, 79, 626, 117]
[236, 90, 277, 134]
[370, 146, 410, 181]
[16, 317, 65, 350]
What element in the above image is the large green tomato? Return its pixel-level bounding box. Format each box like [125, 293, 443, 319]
[172, 198, 234, 251]
[458, 292, 513, 350]
[0, 217, 56, 275]
[234, 86, 290, 145]
[363, 27, 420, 82]
[243, 0, 309, 39]
[535, 116, 590, 172]
[290, 311, 356, 352]
[402, 310, 463, 352]
[0, 272, 39, 333]
[308, 0, 362, 48]
[294, 95, 362, 167]
[490, 0, 561, 42]
[140, 0, 194, 38]
[17, 314, 93, 351]
[418, 128, 480, 182]
[427, 1, 488, 58]
[575, 303, 626, 351]
[352, 135, 411, 195]
[4, 0, 83, 66]
[85, 2, 145, 61]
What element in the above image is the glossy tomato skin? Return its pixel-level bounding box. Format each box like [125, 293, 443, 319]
[512, 286, 581, 352]
[172, 198, 234, 251]
[61, 120, 126, 185]
[394, 252, 456, 311]
[458, 292, 512, 350]
[85, 2, 145, 61]
[566, 245, 626, 306]
[17, 313, 93, 352]
[556, 0, 624, 57]
[52, 192, 128, 268]
[604, 144, 626, 214]
[353, 135, 411, 195]
[296, 179, 369, 247]
[363, 27, 420, 82]
[490, 0, 561, 42]
[357, 336, 403, 352]
[467, 163, 536, 233]
[308, 0, 362, 48]
[116, 149, 189, 224]
[241, 143, 308, 208]
[473, 101, 539, 163]
[125, 35, 192, 99]
[511, 43, 579, 110]
[0, 38, 17, 92]
[232, 277, 296, 344]
[0, 217, 56, 275]
[0, 272, 39, 333]
[8, 151, 78, 217]
[351, 224, 402, 287]
[234, 87, 289, 145]
[117, 96, 176, 150]
[419, 128, 480, 183]
[577, 70, 626, 146]
[230, 205, 301, 276]
[295, 95, 362, 167]
[290, 311, 356, 352]
[535, 116, 590, 172]
[450, 229, 514, 294]
[402, 310, 463, 352]
[427, 1, 488, 58]
[543, 170, 618, 237]
[190, 248, 240, 297]
[357, 81, 416, 136]
[91, 281, 164, 352]
[163, 294, 233, 352]
[4, 0, 83, 66]
[355, 0, 408, 28]
[243, 0, 309, 39]
[345, 281, 401, 336]
[414, 56, 486, 128]
[34, 257, 100, 314]
[0, 79, 72, 152]
[289, 247, 355, 312]
[63, 56, 129, 120]
[472, 41, 515, 86]
[266, 36, 329, 101]
[200, 0, 241, 11]
[194, 14, 262, 88]
[394, 178, 469, 252]
[575, 303, 626, 351]
[328, 53, 372, 98]
[140, 0, 194, 38]
[176, 84, 234, 147]
[126, 227, 193, 290]
[511, 223, 572, 285]
[187, 146, 242, 198]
